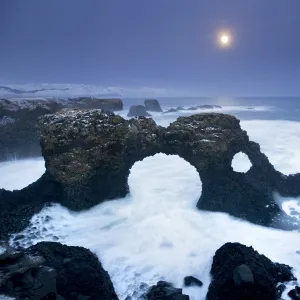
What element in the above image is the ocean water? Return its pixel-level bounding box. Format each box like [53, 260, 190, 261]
[0, 101, 300, 299]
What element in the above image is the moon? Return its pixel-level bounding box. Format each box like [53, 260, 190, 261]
[218, 31, 232, 48]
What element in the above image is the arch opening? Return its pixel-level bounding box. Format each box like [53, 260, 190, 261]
[127, 153, 202, 210]
[0, 158, 45, 191]
[231, 152, 252, 173]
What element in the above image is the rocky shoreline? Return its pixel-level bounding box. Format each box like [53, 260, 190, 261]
[0, 241, 299, 300]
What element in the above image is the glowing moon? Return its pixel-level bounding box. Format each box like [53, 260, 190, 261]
[221, 35, 229, 44]
[218, 31, 232, 48]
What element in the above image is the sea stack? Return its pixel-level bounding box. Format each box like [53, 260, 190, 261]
[144, 99, 163, 112]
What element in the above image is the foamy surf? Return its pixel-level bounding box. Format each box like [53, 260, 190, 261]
[0, 158, 45, 190]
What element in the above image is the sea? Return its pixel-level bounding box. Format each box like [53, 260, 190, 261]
[1, 95, 300, 300]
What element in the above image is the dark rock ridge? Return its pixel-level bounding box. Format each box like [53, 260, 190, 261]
[0, 241, 118, 300]
[0, 98, 123, 161]
[206, 242, 297, 300]
[127, 105, 152, 117]
[144, 99, 163, 112]
[163, 105, 222, 114]
[1, 109, 300, 238]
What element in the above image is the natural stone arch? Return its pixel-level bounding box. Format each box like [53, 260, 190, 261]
[38, 110, 248, 210]
[1, 109, 300, 239]
[37, 109, 300, 229]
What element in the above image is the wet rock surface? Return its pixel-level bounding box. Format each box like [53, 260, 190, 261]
[127, 105, 152, 117]
[144, 99, 163, 112]
[207, 242, 297, 300]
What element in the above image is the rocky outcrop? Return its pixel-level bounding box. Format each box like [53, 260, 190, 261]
[144, 281, 189, 300]
[1, 110, 300, 238]
[0, 242, 62, 299]
[183, 276, 203, 287]
[0, 98, 124, 161]
[37, 110, 300, 227]
[27, 242, 119, 300]
[288, 286, 300, 300]
[127, 105, 152, 117]
[144, 99, 163, 112]
[0, 241, 118, 300]
[163, 105, 222, 114]
[206, 242, 297, 300]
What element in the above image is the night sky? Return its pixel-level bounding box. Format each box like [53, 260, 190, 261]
[1, 0, 299, 96]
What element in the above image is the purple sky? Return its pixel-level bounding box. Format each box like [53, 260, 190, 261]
[1, 0, 300, 96]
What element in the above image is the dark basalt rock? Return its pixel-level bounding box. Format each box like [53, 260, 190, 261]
[206, 242, 297, 300]
[144, 281, 189, 300]
[276, 284, 286, 299]
[1, 110, 300, 238]
[288, 287, 300, 300]
[144, 99, 163, 112]
[127, 105, 152, 117]
[27, 242, 119, 300]
[183, 276, 203, 287]
[0, 243, 60, 300]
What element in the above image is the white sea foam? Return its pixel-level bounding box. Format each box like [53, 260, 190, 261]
[231, 152, 252, 173]
[0, 158, 45, 190]
[0, 120, 300, 300]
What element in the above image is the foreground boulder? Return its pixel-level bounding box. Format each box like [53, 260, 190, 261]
[144, 281, 189, 299]
[27, 242, 119, 300]
[0, 98, 123, 161]
[206, 242, 297, 300]
[0, 241, 118, 300]
[144, 99, 163, 112]
[0, 242, 62, 299]
[127, 105, 152, 117]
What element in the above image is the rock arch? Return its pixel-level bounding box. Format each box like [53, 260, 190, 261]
[37, 109, 300, 227]
[1, 109, 300, 238]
